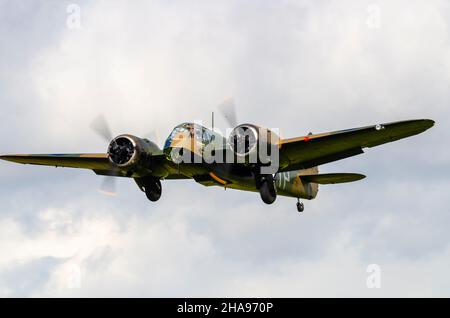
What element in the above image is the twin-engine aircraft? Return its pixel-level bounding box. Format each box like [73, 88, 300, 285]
[0, 116, 434, 212]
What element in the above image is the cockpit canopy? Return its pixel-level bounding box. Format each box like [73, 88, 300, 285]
[164, 123, 216, 150]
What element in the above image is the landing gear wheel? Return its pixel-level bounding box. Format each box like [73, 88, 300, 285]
[259, 176, 277, 204]
[296, 201, 304, 213]
[145, 179, 162, 202]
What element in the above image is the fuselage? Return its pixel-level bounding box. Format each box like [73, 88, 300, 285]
[162, 122, 318, 200]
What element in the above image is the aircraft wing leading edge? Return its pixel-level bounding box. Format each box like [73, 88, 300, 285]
[278, 119, 434, 172]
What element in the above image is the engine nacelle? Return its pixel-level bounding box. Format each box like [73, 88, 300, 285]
[107, 134, 160, 170]
[228, 124, 279, 165]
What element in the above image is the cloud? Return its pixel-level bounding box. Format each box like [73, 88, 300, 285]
[0, 0, 449, 297]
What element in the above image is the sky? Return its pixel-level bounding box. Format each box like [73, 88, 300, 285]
[0, 0, 449, 297]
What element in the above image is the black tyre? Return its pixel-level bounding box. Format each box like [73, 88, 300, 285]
[296, 202, 304, 212]
[259, 179, 277, 204]
[145, 179, 162, 202]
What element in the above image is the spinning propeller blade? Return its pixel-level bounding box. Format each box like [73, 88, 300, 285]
[90, 114, 113, 142]
[218, 97, 238, 128]
[98, 176, 117, 196]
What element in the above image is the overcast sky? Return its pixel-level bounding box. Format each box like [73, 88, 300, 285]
[0, 0, 449, 297]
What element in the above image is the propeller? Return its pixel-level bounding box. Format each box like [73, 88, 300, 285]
[90, 114, 164, 196]
[98, 176, 117, 196]
[90, 114, 118, 195]
[218, 97, 238, 129]
[146, 130, 162, 148]
[90, 114, 113, 142]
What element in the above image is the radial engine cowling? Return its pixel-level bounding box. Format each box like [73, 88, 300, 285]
[108, 134, 160, 169]
[228, 124, 279, 164]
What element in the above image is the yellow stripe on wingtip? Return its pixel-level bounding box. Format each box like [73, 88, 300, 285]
[209, 172, 227, 185]
[80, 153, 109, 158]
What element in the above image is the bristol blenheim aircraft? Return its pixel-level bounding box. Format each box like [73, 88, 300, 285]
[0, 111, 434, 212]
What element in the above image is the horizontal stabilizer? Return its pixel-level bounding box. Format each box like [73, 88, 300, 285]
[301, 173, 366, 184]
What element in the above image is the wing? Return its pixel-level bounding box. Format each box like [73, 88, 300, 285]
[0, 153, 191, 180]
[278, 119, 434, 172]
[0, 153, 112, 170]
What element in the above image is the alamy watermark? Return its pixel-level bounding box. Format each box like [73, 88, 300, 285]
[67, 263, 82, 289]
[367, 4, 382, 29]
[366, 264, 381, 289]
[66, 4, 81, 29]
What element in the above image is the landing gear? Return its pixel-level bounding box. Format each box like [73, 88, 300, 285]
[144, 178, 162, 202]
[296, 199, 304, 213]
[259, 174, 277, 204]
